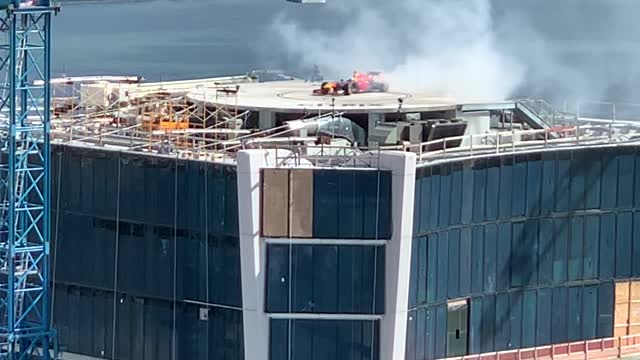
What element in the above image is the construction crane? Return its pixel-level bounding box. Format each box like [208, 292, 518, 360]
[0, 0, 59, 358]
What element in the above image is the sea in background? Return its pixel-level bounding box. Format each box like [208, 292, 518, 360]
[51, 0, 640, 108]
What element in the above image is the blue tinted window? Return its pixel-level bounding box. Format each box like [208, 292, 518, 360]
[313, 170, 392, 239]
[552, 218, 568, 284]
[617, 154, 635, 209]
[540, 154, 556, 214]
[569, 216, 584, 282]
[436, 232, 449, 302]
[472, 162, 487, 222]
[585, 151, 602, 209]
[419, 176, 431, 234]
[447, 230, 461, 299]
[439, 166, 452, 227]
[597, 282, 614, 338]
[469, 297, 482, 354]
[266, 244, 384, 314]
[584, 215, 600, 280]
[599, 213, 616, 279]
[427, 234, 438, 305]
[512, 157, 527, 217]
[536, 288, 552, 345]
[459, 228, 472, 297]
[461, 164, 474, 224]
[270, 319, 379, 360]
[498, 157, 513, 219]
[555, 153, 570, 213]
[417, 236, 428, 306]
[484, 224, 497, 293]
[569, 152, 586, 211]
[485, 160, 500, 221]
[471, 227, 484, 295]
[601, 153, 618, 209]
[497, 222, 512, 291]
[615, 212, 633, 278]
[522, 290, 537, 348]
[450, 166, 463, 225]
[526, 157, 542, 217]
[568, 286, 583, 342]
[582, 285, 598, 340]
[429, 173, 441, 230]
[551, 287, 568, 343]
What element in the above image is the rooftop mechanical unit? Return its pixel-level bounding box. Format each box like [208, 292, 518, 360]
[398, 119, 468, 150]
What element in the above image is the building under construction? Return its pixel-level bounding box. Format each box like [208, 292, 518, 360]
[45, 72, 640, 360]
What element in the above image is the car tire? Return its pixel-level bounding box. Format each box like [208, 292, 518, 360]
[349, 82, 359, 94]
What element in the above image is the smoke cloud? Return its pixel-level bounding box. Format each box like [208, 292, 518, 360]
[271, 0, 526, 102]
[270, 0, 640, 111]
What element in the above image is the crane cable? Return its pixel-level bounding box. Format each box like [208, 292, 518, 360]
[172, 155, 178, 360]
[49, 151, 62, 329]
[204, 164, 210, 359]
[110, 154, 122, 360]
[371, 151, 381, 360]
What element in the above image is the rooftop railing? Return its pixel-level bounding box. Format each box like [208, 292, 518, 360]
[48, 111, 640, 168]
[404, 122, 640, 164]
[267, 123, 640, 168]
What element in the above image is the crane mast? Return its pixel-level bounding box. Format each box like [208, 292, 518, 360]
[0, 0, 58, 358]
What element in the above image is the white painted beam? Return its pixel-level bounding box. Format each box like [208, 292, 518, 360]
[378, 151, 417, 360]
[236, 149, 270, 360]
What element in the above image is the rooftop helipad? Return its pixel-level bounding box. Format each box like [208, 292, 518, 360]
[186, 80, 456, 113]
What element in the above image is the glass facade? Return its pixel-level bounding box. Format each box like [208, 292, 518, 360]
[265, 169, 391, 360]
[50, 145, 244, 360]
[406, 146, 640, 359]
[312, 170, 392, 239]
[53, 284, 243, 360]
[269, 319, 379, 360]
[266, 244, 385, 314]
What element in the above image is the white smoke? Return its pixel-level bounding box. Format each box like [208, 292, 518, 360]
[271, 0, 525, 102]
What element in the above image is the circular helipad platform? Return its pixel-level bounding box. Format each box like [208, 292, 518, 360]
[187, 80, 456, 113]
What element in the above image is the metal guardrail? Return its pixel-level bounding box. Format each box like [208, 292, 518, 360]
[514, 98, 640, 125]
[403, 123, 640, 164]
[269, 123, 640, 168]
[545, 99, 640, 123]
[49, 111, 640, 168]
[517, 98, 578, 127]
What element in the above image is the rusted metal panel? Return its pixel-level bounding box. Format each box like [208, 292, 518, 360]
[261, 168, 289, 238]
[289, 169, 313, 238]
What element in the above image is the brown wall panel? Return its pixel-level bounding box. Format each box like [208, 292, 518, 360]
[630, 282, 640, 335]
[631, 282, 640, 301]
[289, 170, 313, 238]
[630, 303, 640, 323]
[615, 281, 631, 337]
[261, 169, 289, 238]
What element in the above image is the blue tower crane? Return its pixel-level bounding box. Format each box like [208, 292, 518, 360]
[0, 0, 58, 358]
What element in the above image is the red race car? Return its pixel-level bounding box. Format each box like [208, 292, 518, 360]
[312, 80, 351, 96]
[312, 71, 389, 96]
[348, 71, 389, 94]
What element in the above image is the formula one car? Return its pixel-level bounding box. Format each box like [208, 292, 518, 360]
[312, 71, 389, 96]
[312, 80, 351, 96]
[348, 71, 389, 94]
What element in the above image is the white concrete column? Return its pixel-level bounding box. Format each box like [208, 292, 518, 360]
[236, 150, 270, 360]
[259, 110, 276, 130]
[379, 151, 417, 360]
